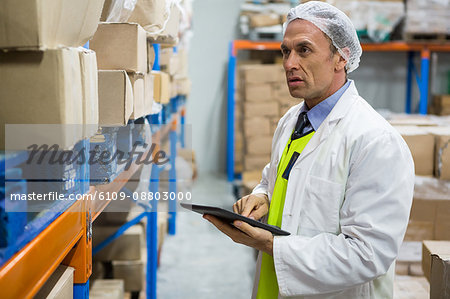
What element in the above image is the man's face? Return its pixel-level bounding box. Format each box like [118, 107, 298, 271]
[281, 19, 341, 102]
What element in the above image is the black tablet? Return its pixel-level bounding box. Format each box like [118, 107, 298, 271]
[180, 202, 290, 236]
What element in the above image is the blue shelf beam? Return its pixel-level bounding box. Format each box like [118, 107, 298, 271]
[227, 41, 236, 182]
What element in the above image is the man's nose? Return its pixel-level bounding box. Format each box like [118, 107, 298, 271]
[284, 52, 299, 71]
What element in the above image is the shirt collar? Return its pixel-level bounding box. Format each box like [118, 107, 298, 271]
[299, 80, 351, 131]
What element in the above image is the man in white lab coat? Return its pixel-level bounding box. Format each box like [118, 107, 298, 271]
[204, 2, 414, 298]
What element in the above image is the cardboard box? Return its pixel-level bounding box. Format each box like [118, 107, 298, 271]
[128, 73, 146, 120]
[35, 265, 74, 299]
[78, 48, 99, 139]
[393, 275, 429, 299]
[244, 102, 279, 118]
[244, 118, 271, 136]
[430, 254, 450, 298]
[273, 82, 292, 100]
[159, 47, 174, 69]
[144, 73, 154, 116]
[90, 23, 147, 73]
[98, 70, 134, 126]
[249, 13, 281, 28]
[177, 49, 189, 78]
[394, 126, 435, 176]
[168, 54, 179, 76]
[244, 154, 271, 170]
[0, 0, 104, 49]
[170, 77, 178, 99]
[280, 104, 293, 116]
[427, 127, 450, 180]
[112, 260, 143, 292]
[152, 71, 170, 104]
[90, 279, 124, 299]
[235, 131, 245, 152]
[270, 118, 280, 135]
[412, 184, 450, 241]
[244, 83, 273, 102]
[389, 115, 439, 127]
[242, 170, 262, 184]
[240, 65, 283, 84]
[404, 220, 434, 241]
[246, 136, 272, 155]
[409, 198, 450, 240]
[422, 240, 450, 286]
[176, 78, 191, 96]
[93, 224, 143, 261]
[433, 95, 450, 109]
[0, 48, 83, 150]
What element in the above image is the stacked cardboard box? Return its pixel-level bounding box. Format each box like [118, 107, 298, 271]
[93, 224, 144, 262]
[90, 279, 124, 299]
[156, 45, 191, 103]
[422, 241, 450, 298]
[0, 1, 104, 149]
[235, 63, 302, 189]
[35, 265, 75, 299]
[430, 95, 450, 116]
[90, 22, 155, 124]
[393, 126, 436, 176]
[404, 0, 450, 37]
[390, 117, 450, 180]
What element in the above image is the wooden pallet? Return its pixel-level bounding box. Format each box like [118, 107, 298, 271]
[404, 32, 450, 42]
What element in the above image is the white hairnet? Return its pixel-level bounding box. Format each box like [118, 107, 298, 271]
[283, 1, 362, 73]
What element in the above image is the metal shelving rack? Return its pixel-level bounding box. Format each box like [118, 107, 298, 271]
[226, 39, 450, 181]
[0, 42, 187, 299]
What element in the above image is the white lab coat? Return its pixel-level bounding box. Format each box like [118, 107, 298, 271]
[251, 80, 414, 299]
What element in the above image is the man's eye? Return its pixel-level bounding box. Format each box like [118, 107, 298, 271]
[300, 46, 310, 53]
[282, 49, 290, 56]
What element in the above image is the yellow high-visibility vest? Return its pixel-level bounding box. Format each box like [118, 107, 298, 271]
[257, 131, 315, 299]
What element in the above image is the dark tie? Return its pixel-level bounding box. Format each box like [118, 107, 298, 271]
[291, 112, 311, 140]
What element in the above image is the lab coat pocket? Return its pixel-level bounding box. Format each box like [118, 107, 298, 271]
[300, 175, 343, 234]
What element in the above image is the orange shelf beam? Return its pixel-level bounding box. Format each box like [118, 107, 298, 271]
[362, 42, 450, 52]
[0, 114, 182, 297]
[233, 39, 281, 55]
[0, 201, 84, 299]
[232, 40, 450, 55]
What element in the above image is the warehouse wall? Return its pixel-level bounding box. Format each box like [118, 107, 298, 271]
[188, 0, 450, 175]
[187, 0, 244, 175]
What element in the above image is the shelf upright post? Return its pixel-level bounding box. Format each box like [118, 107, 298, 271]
[146, 112, 162, 299]
[153, 44, 161, 71]
[406, 52, 414, 114]
[168, 119, 177, 235]
[419, 48, 430, 115]
[64, 139, 91, 299]
[227, 41, 236, 182]
[180, 106, 186, 148]
[73, 280, 89, 299]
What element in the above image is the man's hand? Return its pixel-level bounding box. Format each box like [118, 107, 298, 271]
[233, 193, 270, 220]
[203, 214, 274, 256]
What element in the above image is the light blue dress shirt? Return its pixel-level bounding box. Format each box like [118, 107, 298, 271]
[299, 80, 351, 134]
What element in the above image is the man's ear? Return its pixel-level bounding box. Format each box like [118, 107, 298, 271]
[335, 54, 347, 72]
[335, 47, 350, 72]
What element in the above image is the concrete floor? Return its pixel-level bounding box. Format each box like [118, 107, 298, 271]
[157, 174, 256, 299]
